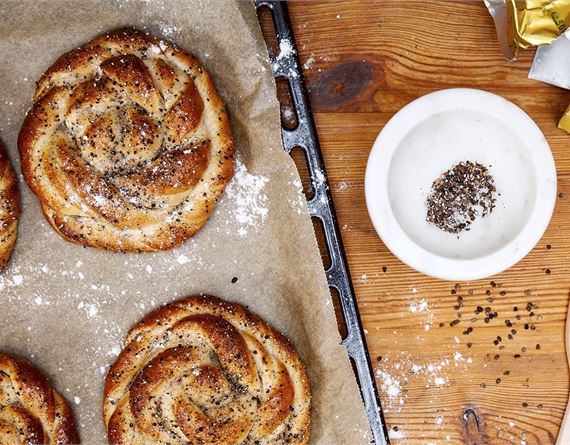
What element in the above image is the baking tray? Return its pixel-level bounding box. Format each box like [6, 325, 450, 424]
[254, 2, 390, 444]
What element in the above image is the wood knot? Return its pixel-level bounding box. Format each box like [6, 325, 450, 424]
[308, 60, 376, 111]
[462, 407, 484, 445]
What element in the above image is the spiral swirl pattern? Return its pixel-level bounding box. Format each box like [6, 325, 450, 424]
[0, 143, 19, 268]
[18, 28, 235, 252]
[104, 295, 311, 445]
[0, 353, 80, 444]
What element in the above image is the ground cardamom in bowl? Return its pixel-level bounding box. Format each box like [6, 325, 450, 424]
[426, 161, 497, 235]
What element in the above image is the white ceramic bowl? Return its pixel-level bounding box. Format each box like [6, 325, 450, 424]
[365, 88, 557, 281]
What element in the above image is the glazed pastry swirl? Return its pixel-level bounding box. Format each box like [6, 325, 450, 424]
[0, 143, 18, 268]
[18, 28, 234, 252]
[0, 353, 80, 444]
[104, 295, 311, 445]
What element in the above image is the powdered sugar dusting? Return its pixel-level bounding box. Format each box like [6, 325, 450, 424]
[116, 0, 182, 39]
[388, 427, 405, 440]
[272, 37, 299, 79]
[176, 254, 190, 265]
[409, 299, 428, 313]
[222, 160, 269, 237]
[275, 38, 296, 62]
[434, 376, 447, 386]
[159, 23, 181, 39]
[303, 57, 314, 71]
[289, 178, 305, 215]
[376, 369, 402, 402]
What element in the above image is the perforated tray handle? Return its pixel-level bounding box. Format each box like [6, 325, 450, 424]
[254, 2, 390, 444]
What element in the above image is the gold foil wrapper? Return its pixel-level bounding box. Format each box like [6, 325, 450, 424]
[486, 0, 570, 60]
[558, 104, 570, 133]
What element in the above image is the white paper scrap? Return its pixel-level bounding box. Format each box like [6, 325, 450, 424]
[529, 31, 570, 89]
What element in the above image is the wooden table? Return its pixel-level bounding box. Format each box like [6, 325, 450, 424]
[282, 1, 570, 444]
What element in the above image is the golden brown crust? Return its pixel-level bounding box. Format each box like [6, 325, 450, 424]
[104, 295, 311, 445]
[18, 28, 235, 252]
[0, 353, 80, 444]
[0, 142, 19, 268]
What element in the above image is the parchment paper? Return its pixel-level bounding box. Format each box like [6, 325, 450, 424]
[0, 1, 372, 443]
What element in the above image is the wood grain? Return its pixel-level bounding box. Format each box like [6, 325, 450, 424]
[285, 1, 570, 444]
